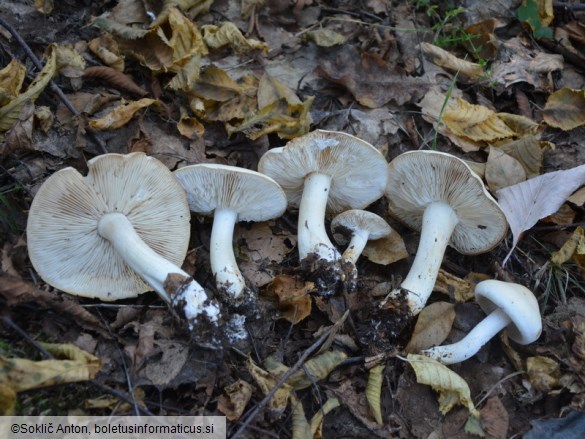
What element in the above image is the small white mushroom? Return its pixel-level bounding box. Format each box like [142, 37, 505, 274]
[330, 210, 392, 264]
[174, 164, 287, 302]
[422, 280, 542, 364]
[385, 151, 508, 315]
[258, 130, 388, 263]
[26, 153, 220, 327]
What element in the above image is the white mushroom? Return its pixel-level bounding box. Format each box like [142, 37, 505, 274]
[174, 164, 287, 302]
[331, 210, 392, 264]
[26, 153, 220, 327]
[422, 280, 542, 364]
[258, 130, 388, 263]
[385, 151, 508, 315]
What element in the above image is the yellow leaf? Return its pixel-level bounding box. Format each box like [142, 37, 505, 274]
[34, 0, 53, 14]
[309, 397, 340, 438]
[551, 227, 584, 266]
[217, 379, 253, 421]
[366, 364, 385, 424]
[290, 394, 312, 439]
[246, 357, 291, 414]
[494, 135, 545, 178]
[303, 29, 346, 47]
[405, 302, 456, 354]
[407, 354, 479, 417]
[157, 7, 208, 65]
[202, 22, 269, 54]
[191, 66, 255, 102]
[434, 269, 475, 302]
[420, 42, 484, 80]
[286, 351, 347, 390]
[362, 231, 408, 265]
[258, 72, 301, 109]
[543, 88, 585, 131]
[526, 356, 560, 392]
[88, 34, 125, 72]
[264, 274, 314, 324]
[178, 106, 205, 139]
[0, 59, 26, 105]
[443, 98, 516, 142]
[0, 45, 57, 133]
[0, 383, 16, 415]
[168, 56, 201, 92]
[89, 98, 158, 130]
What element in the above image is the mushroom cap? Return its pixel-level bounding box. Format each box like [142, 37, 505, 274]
[258, 129, 388, 213]
[331, 209, 392, 245]
[386, 150, 507, 255]
[26, 152, 191, 301]
[475, 279, 542, 345]
[174, 164, 287, 222]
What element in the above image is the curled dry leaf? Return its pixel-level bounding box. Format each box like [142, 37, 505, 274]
[366, 364, 385, 424]
[420, 42, 484, 80]
[434, 269, 477, 303]
[286, 351, 347, 390]
[303, 29, 346, 47]
[485, 145, 527, 192]
[362, 232, 408, 265]
[83, 66, 148, 96]
[246, 357, 292, 414]
[543, 88, 585, 131]
[494, 135, 547, 178]
[202, 22, 269, 54]
[290, 394, 312, 439]
[405, 302, 456, 354]
[497, 164, 585, 263]
[217, 379, 253, 421]
[265, 274, 314, 324]
[88, 34, 124, 71]
[480, 396, 509, 439]
[309, 397, 340, 438]
[406, 353, 480, 418]
[526, 356, 561, 392]
[89, 97, 158, 130]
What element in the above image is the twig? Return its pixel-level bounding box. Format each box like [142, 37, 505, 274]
[553, 2, 585, 11]
[230, 328, 333, 439]
[0, 15, 107, 154]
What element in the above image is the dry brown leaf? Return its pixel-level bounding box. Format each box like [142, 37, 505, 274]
[485, 145, 527, 192]
[202, 22, 268, 54]
[83, 66, 148, 96]
[257, 72, 301, 109]
[497, 164, 585, 263]
[543, 88, 585, 131]
[309, 397, 340, 438]
[407, 354, 479, 417]
[569, 187, 585, 206]
[88, 34, 124, 71]
[177, 107, 204, 139]
[494, 135, 546, 178]
[405, 302, 456, 354]
[303, 29, 346, 47]
[265, 274, 314, 324]
[543, 203, 576, 226]
[526, 356, 561, 392]
[463, 19, 499, 61]
[480, 396, 509, 439]
[191, 66, 255, 102]
[551, 227, 584, 266]
[89, 97, 158, 130]
[434, 269, 475, 302]
[362, 232, 408, 265]
[420, 42, 484, 80]
[217, 379, 253, 421]
[246, 357, 292, 414]
[0, 59, 26, 105]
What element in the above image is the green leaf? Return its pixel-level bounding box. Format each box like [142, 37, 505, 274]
[517, 0, 553, 39]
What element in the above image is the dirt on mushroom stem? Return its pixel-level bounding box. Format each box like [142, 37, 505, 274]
[300, 252, 358, 297]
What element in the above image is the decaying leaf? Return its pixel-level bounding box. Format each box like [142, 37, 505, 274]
[309, 397, 340, 438]
[217, 379, 253, 421]
[494, 135, 547, 178]
[89, 97, 158, 130]
[420, 42, 484, 80]
[366, 364, 385, 424]
[485, 146, 527, 192]
[569, 187, 585, 206]
[543, 88, 585, 131]
[405, 302, 456, 354]
[258, 72, 301, 109]
[443, 99, 516, 142]
[265, 274, 314, 324]
[362, 232, 408, 265]
[480, 396, 509, 439]
[88, 33, 125, 71]
[406, 354, 480, 417]
[543, 203, 576, 226]
[303, 29, 346, 47]
[497, 164, 585, 263]
[290, 394, 312, 439]
[552, 228, 584, 266]
[246, 357, 292, 414]
[0, 344, 101, 414]
[83, 66, 148, 96]
[526, 356, 561, 392]
[517, 0, 554, 39]
[177, 106, 205, 139]
[434, 269, 476, 302]
[202, 22, 268, 54]
[0, 59, 26, 105]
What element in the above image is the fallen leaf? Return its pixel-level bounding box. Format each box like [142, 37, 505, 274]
[264, 274, 314, 324]
[89, 98, 158, 130]
[88, 33, 125, 71]
[543, 88, 585, 131]
[494, 135, 546, 178]
[526, 356, 561, 392]
[405, 302, 456, 354]
[202, 22, 269, 54]
[246, 357, 292, 414]
[517, 0, 553, 39]
[177, 106, 204, 139]
[480, 396, 509, 439]
[434, 269, 476, 302]
[463, 19, 499, 61]
[420, 42, 484, 80]
[280, 351, 347, 390]
[543, 203, 576, 226]
[309, 397, 340, 438]
[362, 232, 408, 265]
[406, 353, 479, 417]
[485, 146, 527, 192]
[303, 28, 346, 47]
[83, 66, 147, 96]
[290, 394, 312, 439]
[551, 228, 584, 266]
[366, 364, 385, 424]
[217, 379, 253, 421]
[497, 164, 585, 263]
[257, 72, 301, 109]
[0, 59, 26, 105]
[568, 187, 585, 206]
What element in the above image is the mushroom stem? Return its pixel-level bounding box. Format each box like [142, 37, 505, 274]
[401, 201, 459, 315]
[298, 172, 341, 261]
[210, 207, 246, 300]
[422, 307, 511, 364]
[342, 228, 370, 264]
[97, 213, 217, 323]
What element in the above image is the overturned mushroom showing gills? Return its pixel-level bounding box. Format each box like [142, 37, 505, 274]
[258, 130, 388, 264]
[422, 280, 542, 364]
[331, 210, 392, 264]
[174, 164, 287, 302]
[26, 153, 220, 328]
[385, 151, 507, 315]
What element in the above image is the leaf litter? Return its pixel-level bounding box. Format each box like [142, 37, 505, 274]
[1, 0, 585, 437]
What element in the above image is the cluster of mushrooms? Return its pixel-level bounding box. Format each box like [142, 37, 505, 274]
[26, 129, 542, 364]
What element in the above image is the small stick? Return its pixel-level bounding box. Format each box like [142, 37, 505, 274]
[0, 16, 108, 154]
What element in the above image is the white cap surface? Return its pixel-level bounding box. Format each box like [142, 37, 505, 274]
[258, 130, 388, 213]
[386, 150, 507, 255]
[27, 153, 190, 300]
[174, 164, 287, 221]
[331, 210, 392, 244]
[475, 279, 542, 345]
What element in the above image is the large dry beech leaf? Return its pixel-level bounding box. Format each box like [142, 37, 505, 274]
[497, 164, 585, 263]
[485, 146, 527, 192]
[543, 88, 585, 131]
[406, 354, 480, 418]
[420, 42, 484, 80]
[405, 302, 456, 354]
